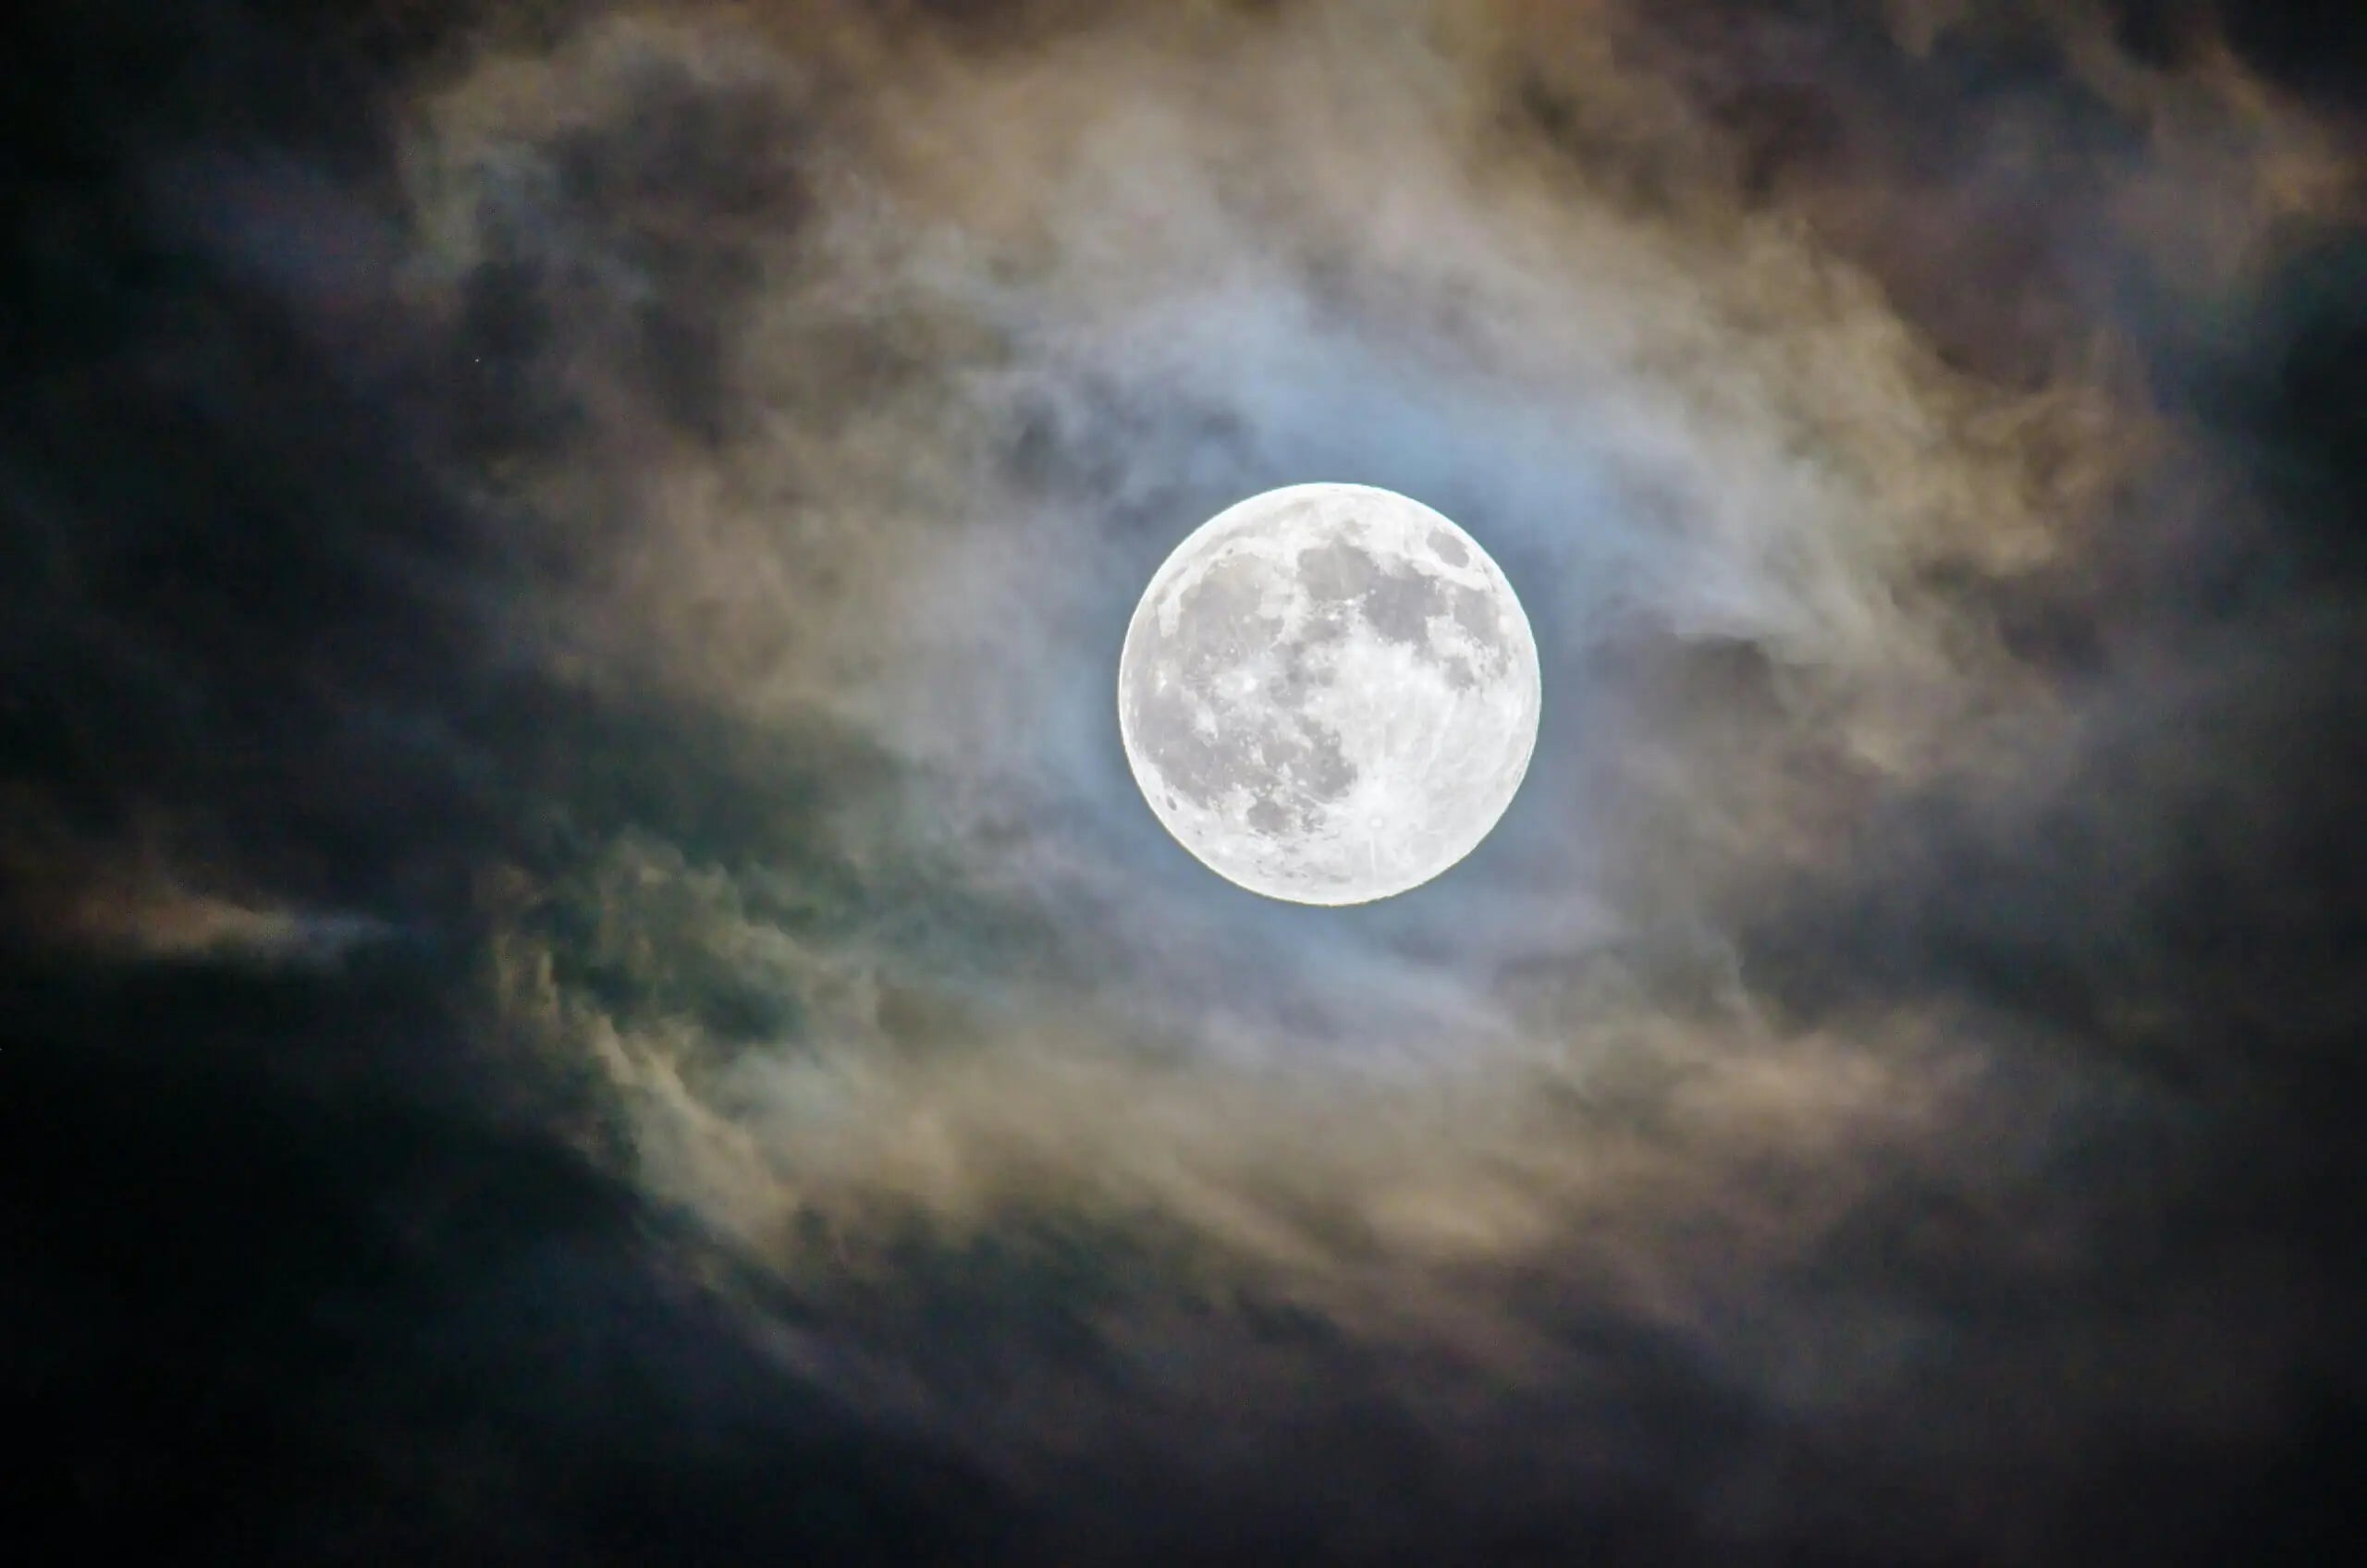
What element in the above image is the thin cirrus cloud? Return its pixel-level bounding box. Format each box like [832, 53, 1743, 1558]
[13, 0, 2364, 1560]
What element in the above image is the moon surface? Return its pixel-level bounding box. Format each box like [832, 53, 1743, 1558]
[1118, 483, 1542, 905]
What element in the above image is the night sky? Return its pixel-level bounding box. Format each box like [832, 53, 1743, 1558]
[7, 2, 2367, 1563]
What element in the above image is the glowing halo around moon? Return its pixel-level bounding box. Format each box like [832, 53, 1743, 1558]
[1117, 483, 1543, 906]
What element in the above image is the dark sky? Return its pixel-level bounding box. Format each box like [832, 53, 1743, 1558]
[6, 2, 2366, 1563]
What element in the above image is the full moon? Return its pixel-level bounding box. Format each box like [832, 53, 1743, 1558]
[1118, 483, 1542, 905]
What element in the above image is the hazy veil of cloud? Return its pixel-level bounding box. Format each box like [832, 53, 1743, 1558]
[376, 0, 2356, 1512]
[10, 0, 2366, 1562]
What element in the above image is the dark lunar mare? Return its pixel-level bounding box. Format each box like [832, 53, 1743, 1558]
[1294, 537, 1498, 686]
[1125, 548, 1360, 829]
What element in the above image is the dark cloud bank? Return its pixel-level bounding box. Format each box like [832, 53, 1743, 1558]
[7, 2, 2367, 1562]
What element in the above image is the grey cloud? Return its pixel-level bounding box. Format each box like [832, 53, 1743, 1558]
[12, 0, 2365, 1562]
